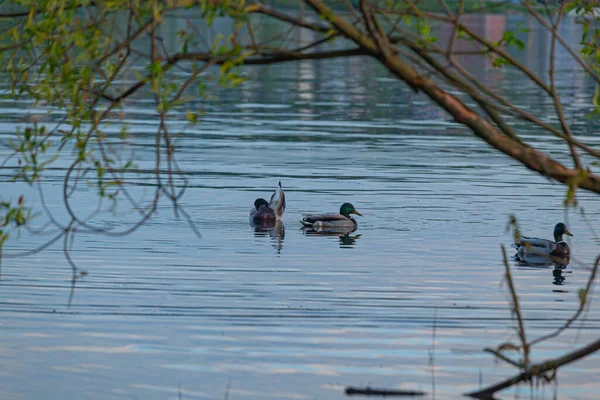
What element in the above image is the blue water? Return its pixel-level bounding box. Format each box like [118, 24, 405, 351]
[0, 13, 599, 400]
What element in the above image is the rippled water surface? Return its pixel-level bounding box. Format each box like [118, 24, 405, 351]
[1, 14, 600, 400]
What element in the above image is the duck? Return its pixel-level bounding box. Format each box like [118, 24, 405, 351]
[249, 181, 285, 225]
[300, 202, 362, 231]
[515, 223, 573, 257]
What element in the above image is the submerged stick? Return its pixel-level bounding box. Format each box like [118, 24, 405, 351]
[345, 386, 426, 397]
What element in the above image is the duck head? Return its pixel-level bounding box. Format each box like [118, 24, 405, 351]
[340, 203, 362, 218]
[554, 223, 573, 242]
[254, 198, 269, 210]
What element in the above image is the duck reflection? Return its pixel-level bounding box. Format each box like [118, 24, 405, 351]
[339, 233, 361, 247]
[252, 221, 285, 254]
[552, 267, 568, 286]
[512, 252, 570, 285]
[513, 253, 570, 269]
[301, 225, 361, 248]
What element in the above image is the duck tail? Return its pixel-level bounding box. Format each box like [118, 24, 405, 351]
[299, 219, 313, 228]
[270, 181, 285, 218]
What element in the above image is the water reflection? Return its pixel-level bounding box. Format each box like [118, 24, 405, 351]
[252, 221, 285, 254]
[339, 233, 361, 247]
[513, 253, 570, 269]
[513, 253, 570, 286]
[553, 267, 569, 286]
[301, 226, 361, 248]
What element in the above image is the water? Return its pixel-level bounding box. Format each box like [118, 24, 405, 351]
[1, 13, 600, 400]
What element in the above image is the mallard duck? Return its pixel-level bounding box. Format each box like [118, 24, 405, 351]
[299, 202, 362, 230]
[515, 223, 573, 257]
[249, 181, 285, 225]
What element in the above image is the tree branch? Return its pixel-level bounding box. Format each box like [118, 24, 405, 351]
[303, 0, 600, 194]
[467, 338, 600, 399]
[170, 47, 368, 65]
[546, 2, 582, 169]
[0, 1, 97, 18]
[245, 3, 330, 33]
[524, 0, 600, 85]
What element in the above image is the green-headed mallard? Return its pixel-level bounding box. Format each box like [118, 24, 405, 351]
[250, 181, 285, 225]
[300, 202, 362, 230]
[515, 223, 573, 257]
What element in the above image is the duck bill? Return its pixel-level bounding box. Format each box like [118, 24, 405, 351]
[352, 210, 363, 217]
[565, 228, 573, 237]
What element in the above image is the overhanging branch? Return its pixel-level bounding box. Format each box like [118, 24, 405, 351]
[170, 47, 368, 65]
[467, 338, 600, 399]
[303, 0, 600, 194]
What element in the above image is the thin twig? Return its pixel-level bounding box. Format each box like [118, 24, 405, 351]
[501, 245, 529, 368]
[529, 256, 600, 347]
[467, 337, 600, 398]
[546, 1, 581, 169]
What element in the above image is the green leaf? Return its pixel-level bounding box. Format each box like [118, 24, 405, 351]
[186, 111, 198, 124]
[493, 57, 510, 68]
[593, 85, 600, 108]
[578, 288, 588, 305]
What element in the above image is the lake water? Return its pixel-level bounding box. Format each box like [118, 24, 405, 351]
[1, 13, 600, 400]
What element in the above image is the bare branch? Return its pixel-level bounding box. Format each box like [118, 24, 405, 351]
[546, 2, 582, 169]
[524, 0, 600, 85]
[529, 256, 599, 347]
[483, 347, 521, 368]
[467, 337, 600, 398]
[446, 0, 464, 56]
[171, 48, 368, 65]
[0, 1, 98, 18]
[501, 245, 529, 368]
[303, 0, 600, 194]
[245, 3, 330, 33]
